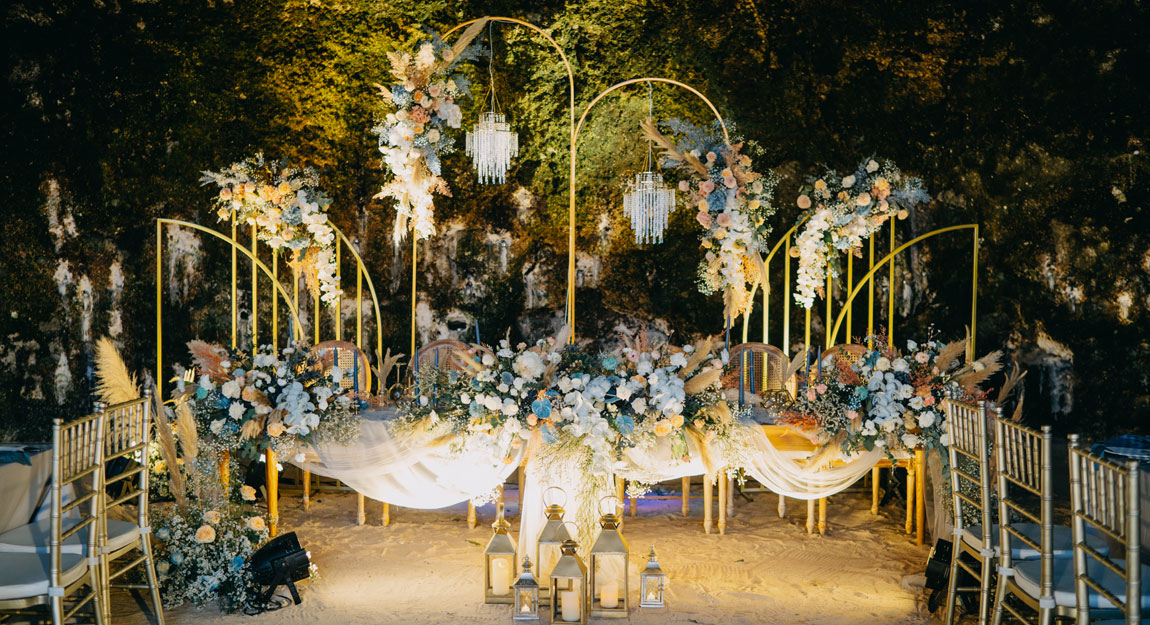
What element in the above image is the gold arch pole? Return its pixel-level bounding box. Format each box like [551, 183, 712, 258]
[431, 17, 576, 353]
[826, 224, 980, 355]
[569, 77, 731, 342]
[740, 219, 806, 347]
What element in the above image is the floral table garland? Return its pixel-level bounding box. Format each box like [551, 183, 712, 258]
[200, 153, 343, 306]
[641, 119, 779, 319]
[791, 158, 930, 308]
[777, 335, 1001, 460]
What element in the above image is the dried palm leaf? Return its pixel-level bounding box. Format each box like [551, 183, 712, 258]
[443, 18, 488, 73]
[934, 334, 968, 372]
[782, 349, 809, 384]
[680, 335, 716, 379]
[151, 395, 186, 509]
[639, 120, 709, 176]
[373, 348, 405, 391]
[1010, 393, 1025, 422]
[187, 340, 229, 381]
[953, 350, 1003, 390]
[174, 399, 199, 461]
[996, 362, 1028, 406]
[94, 337, 139, 405]
[684, 368, 721, 395]
[453, 351, 483, 372]
[240, 418, 265, 441]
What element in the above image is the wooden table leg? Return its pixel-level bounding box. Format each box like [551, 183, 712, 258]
[915, 448, 926, 546]
[382, 502, 390, 527]
[806, 499, 815, 534]
[718, 474, 727, 535]
[468, 502, 477, 529]
[870, 466, 880, 515]
[703, 478, 713, 534]
[681, 477, 690, 517]
[905, 460, 916, 535]
[303, 470, 311, 511]
[817, 497, 827, 535]
[356, 493, 366, 526]
[727, 475, 735, 518]
[778, 495, 786, 518]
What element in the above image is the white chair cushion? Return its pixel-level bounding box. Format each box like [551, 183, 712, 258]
[0, 518, 141, 555]
[0, 552, 87, 601]
[1014, 558, 1150, 610]
[961, 523, 1109, 560]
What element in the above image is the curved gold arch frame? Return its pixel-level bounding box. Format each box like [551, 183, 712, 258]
[568, 77, 731, 341]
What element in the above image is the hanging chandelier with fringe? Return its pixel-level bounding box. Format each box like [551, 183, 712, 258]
[466, 22, 518, 184]
[623, 83, 675, 244]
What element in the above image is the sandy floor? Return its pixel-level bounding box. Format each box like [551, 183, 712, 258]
[113, 484, 938, 625]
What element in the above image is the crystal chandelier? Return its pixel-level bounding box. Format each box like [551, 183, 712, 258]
[466, 22, 518, 184]
[623, 83, 675, 244]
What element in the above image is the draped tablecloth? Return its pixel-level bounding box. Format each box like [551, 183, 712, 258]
[0, 445, 53, 533]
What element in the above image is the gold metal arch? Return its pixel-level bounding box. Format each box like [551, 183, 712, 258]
[567, 77, 731, 342]
[417, 16, 577, 357]
[827, 224, 980, 356]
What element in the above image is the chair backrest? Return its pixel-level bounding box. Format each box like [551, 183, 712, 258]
[823, 343, 867, 368]
[100, 392, 153, 532]
[418, 339, 477, 372]
[944, 397, 994, 547]
[994, 415, 1054, 597]
[314, 340, 372, 393]
[52, 411, 105, 591]
[1069, 434, 1142, 624]
[724, 342, 789, 395]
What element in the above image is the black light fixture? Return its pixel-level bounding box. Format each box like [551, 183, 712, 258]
[248, 532, 311, 607]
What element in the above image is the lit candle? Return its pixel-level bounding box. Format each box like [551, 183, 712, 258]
[519, 591, 533, 612]
[491, 557, 512, 596]
[600, 582, 619, 609]
[561, 590, 580, 622]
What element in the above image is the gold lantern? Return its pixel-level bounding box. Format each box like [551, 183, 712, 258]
[512, 556, 540, 621]
[639, 546, 667, 608]
[588, 499, 629, 618]
[549, 539, 588, 625]
[484, 504, 517, 604]
[536, 487, 573, 604]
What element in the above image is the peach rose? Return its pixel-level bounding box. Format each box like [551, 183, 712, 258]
[797, 194, 812, 209]
[699, 180, 716, 194]
[203, 510, 221, 525]
[240, 485, 257, 501]
[194, 525, 216, 543]
[267, 422, 284, 437]
[246, 517, 266, 532]
[678, 180, 690, 192]
[670, 414, 685, 428]
[654, 420, 673, 437]
[696, 211, 712, 228]
[716, 212, 732, 227]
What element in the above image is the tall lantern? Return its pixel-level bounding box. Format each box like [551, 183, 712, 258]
[466, 22, 519, 184]
[589, 498, 629, 618]
[512, 556, 540, 621]
[639, 546, 667, 608]
[536, 487, 573, 604]
[484, 504, 517, 604]
[549, 539, 588, 625]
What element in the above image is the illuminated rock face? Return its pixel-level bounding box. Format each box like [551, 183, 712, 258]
[1, 0, 1148, 438]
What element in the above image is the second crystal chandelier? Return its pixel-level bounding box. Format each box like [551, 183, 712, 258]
[623, 83, 675, 244]
[466, 22, 519, 184]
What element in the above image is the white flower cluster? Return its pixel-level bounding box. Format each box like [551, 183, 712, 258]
[852, 352, 940, 451]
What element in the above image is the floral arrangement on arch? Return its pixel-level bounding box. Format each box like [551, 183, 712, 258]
[181, 340, 360, 461]
[779, 335, 1001, 459]
[398, 328, 734, 475]
[372, 21, 489, 242]
[791, 158, 930, 308]
[640, 119, 779, 319]
[200, 153, 342, 306]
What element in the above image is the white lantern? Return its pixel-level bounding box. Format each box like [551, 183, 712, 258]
[535, 487, 572, 604]
[588, 503, 629, 618]
[639, 546, 667, 608]
[484, 505, 516, 604]
[549, 539, 588, 625]
[512, 556, 540, 621]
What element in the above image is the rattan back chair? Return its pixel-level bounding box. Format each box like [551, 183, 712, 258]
[1069, 435, 1148, 625]
[417, 339, 479, 372]
[724, 342, 790, 405]
[0, 412, 105, 624]
[943, 397, 995, 625]
[990, 416, 1058, 625]
[99, 392, 164, 625]
[314, 340, 372, 393]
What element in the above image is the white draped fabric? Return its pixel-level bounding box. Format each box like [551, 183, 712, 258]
[295, 410, 904, 568]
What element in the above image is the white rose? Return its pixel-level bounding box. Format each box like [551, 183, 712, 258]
[497, 383, 510, 394]
[842, 175, 856, 188]
[460, 393, 471, 405]
[892, 358, 909, 372]
[875, 357, 891, 371]
[228, 403, 245, 420]
[221, 379, 241, 399]
[631, 398, 648, 414]
[482, 354, 495, 366]
[615, 385, 633, 401]
[513, 352, 545, 382]
[501, 400, 519, 417]
[210, 419, 226, 434]
[918, 411, 936, 428]
[866, 159, 879, 173]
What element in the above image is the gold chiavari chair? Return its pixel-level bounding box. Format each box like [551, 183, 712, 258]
[0, 413, 105, 624]
[943, 398, 996, 625]
[98, 392, 164, 625]
[1068, 435, 1149, 625]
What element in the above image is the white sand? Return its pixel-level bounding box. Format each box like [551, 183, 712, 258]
[114, 485, 936, 625]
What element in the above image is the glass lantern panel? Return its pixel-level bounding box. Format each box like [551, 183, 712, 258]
[488, 555, 514, 597]
[538, 545, 562, 580]
[556, 580, 582, 623]
[593, 554, 626, 608]
[517, 589, 536, 614]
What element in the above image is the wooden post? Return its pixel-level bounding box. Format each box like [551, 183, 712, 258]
[303, 470, 311, 511]
[727, 474, 735, 518]
[382, 502, 390, 527]
[871, 466, 880, 515]
[357, 493, 366, 526]
[703, 478, 713, 534]
[817, 497, 826, 535]
[718, 474, 728, 535]
[681, 477, 690, 517]
[806, 499, 815, 534]
[915, 448, 926, 546]
[266, 448, 279, 537]
[777, 495, 786, 519]
[468, 502, 477, 529]
[905, 460, 916, 535]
